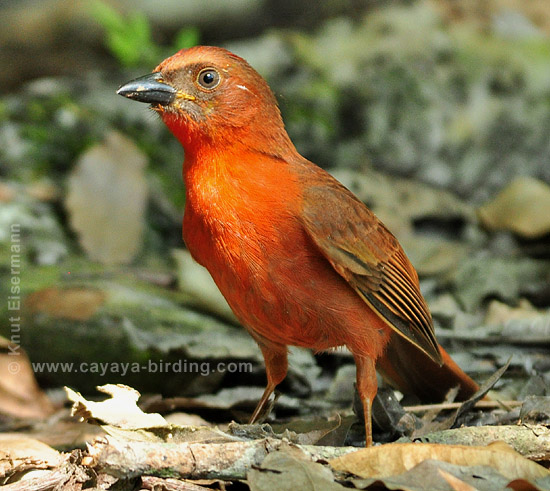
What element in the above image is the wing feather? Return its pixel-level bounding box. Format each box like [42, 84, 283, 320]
[299, 176, 442, 364]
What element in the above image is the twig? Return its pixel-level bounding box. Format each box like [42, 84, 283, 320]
[404, 400, 522, 413]
[141, 476, 213, 490]
[0, 461, 90, 491]
[86, 436, 356, 481]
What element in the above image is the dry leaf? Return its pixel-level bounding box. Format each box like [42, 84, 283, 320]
[25, 286, 105, 321]
[399, 236, 469, 276]
[66, 131, 148, 264]
[438, 468, 477, 491]
[478, 176, 550, 238]
[507, 478, 548, 491]
[483, 300, 550, 344]
[351, 458, 540, 491]
[0, 336, 54, 419]
[484, 299, 540, 326]
[66, 384, 168, 429]
[248, 448, 347, 490]
[329, 441, 550, 481]
[19, 417, 103, 451]
[25, 180, 59, 202]
[270, 415, 350, 446]
[67, 384, 232, 444]
[0, 181, 16, 202]
[430, 0, 550, 34]
[0, 435, 62, 481]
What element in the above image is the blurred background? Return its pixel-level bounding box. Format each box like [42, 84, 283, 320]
[1, 0, 550, 425]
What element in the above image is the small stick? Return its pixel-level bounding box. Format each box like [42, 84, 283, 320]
[404, 400, 522, 413]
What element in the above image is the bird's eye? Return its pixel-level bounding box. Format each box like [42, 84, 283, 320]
[197, 68, 220, 90]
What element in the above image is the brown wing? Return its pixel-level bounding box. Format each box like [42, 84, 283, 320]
[299, 174, 442, 365]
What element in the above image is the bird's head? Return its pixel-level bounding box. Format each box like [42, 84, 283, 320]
[117, 46, 293, 156]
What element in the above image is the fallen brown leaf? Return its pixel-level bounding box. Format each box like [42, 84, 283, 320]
[329, 441, 550, 482]
[66, 131, 148, 264]
[0, 336, 54, 419]
[0, 181, 16, 202]
[438, 468, 477, 491]
[349, 458, 545, 491]
[248, 448, 347, 490]
[0, 435, 62, 482]
[478, 176, 550, 238]
[66, 384, 167, 430]
[25, 287, 105, 321]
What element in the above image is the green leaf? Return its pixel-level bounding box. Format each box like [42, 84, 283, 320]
[173, 26, 200, 51]
[89, 0, 125, 32]
[90, 1, 160, 67]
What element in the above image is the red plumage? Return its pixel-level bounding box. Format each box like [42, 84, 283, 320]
[118, 46, 479, 445]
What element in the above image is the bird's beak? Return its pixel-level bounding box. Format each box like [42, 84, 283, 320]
[117, 72, 177, 105]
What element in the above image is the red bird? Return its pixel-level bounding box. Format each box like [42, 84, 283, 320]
[118, 46, 479, 445]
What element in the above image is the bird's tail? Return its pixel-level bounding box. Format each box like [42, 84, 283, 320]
[376, 334, 479, 403]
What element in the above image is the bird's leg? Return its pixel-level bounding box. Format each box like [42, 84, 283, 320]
[354, 354, 378, 447]
[249, 343, 288, 424]
[249, 383, 276, 424]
